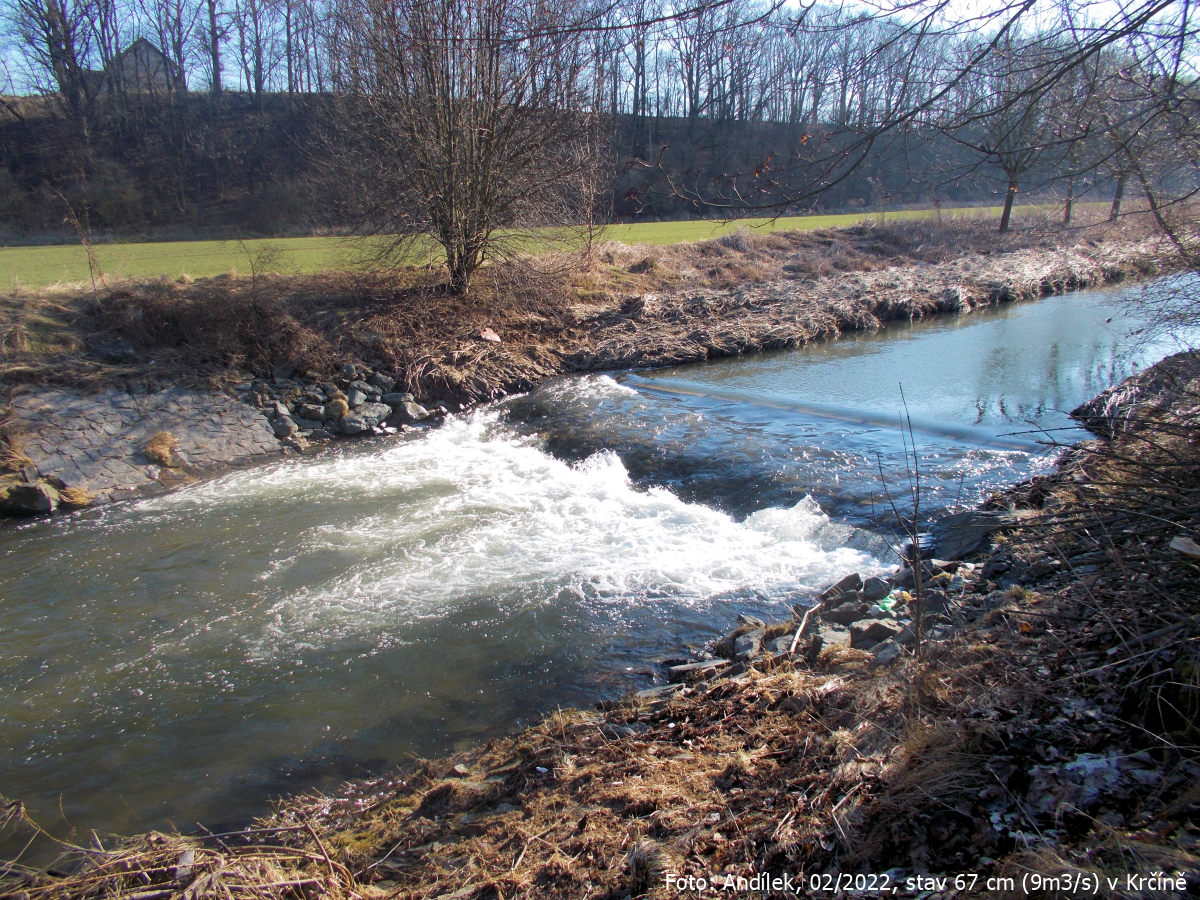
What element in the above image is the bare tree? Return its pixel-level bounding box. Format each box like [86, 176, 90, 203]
[140, 0, 203, 94]
[332, 0, 607, 293]
[948, 34, 1064, 231]
[198, 0, 228, 93]
[232, 0, 281, 94]
[5, 0, 95, 137]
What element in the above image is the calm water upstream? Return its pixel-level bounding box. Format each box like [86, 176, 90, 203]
[0, 278, 1195, 843]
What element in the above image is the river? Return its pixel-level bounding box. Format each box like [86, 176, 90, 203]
[0, 277, 1194, 844]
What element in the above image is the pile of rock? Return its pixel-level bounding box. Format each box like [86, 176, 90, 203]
[801, 564, 977, 665]
[633, 559, 985, 706]
[231, 363, 447, 448]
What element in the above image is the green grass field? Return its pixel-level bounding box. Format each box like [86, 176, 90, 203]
[0, 204, 1032, 291]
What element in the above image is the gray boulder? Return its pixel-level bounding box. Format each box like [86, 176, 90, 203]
[296, 402, 326, 421]
[825, 601, 871, 626]
[348, 380, 380, 399]
[733, 628, 765, 660]
[873, 640, 904, 665]
[368, 373, 397, 392]
[3, 482, 60, 514]
[816, 624, 851, 647]
[820, 572, 863, 602]
[861, 575, 891, 603]
[389, 401, 430, 424]
[849, 618, 902, 649]
[766, 634, 794, 655]
[272, 415, 298, 438]
[340, 415, 371, 436]
[355, 403, 393, 428]
[382, 392, 416, 407]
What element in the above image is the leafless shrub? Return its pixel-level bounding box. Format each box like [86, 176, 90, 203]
[329, 0, 606, 294]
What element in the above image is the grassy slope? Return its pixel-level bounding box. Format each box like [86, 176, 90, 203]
[0, 203, 1063, 290]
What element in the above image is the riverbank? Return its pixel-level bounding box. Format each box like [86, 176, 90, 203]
[3, 346, 1197, 897]
[0, 217, 1183, 514]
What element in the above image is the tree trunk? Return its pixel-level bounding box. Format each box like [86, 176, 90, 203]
[1062, 176, 1074, 226]
[208, 0, 222, 94]
[1109, 173, 1126, 221]
[998, 179, 1017, 233]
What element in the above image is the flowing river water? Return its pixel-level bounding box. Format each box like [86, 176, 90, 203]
[0, 278, 1195, 844]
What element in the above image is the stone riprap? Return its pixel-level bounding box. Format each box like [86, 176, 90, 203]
[7, 386, 283, 504]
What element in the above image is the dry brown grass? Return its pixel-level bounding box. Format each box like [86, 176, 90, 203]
[0, 433, 34, 473]
[59, 485, 94, 507]
[0, 802, 358, 900]
[143, 431, 179, 467]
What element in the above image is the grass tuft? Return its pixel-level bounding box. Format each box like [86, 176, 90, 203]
[143, 431, 179, 467]
[59, 486, 94, 507]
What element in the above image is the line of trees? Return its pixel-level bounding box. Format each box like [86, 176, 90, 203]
[2, 0, 1197, 289]
[4, 0, 1195, 137]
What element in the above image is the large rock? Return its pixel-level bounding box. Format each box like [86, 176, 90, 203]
[733, 628, 765, 660]
[272, 415, 298, 438]
[849, 618, 902, 649]
[826, 601, 871, 625]
[931, 509, 1035, 560]
[368, 373, 397, 392]
[873, 640, 904, 665]
[296, 402, 326, 422]
[3, 482, 61, 514]
[820, 572, 863, 602]
[389, 401, 431, 424]
[340, 414, 372, 436]
[355, 403, 393, 429]
[861, 575, 891, 603]
[816, 624, 851, 647]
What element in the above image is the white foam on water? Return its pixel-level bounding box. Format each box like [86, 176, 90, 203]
[137, 402, 879, 657]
